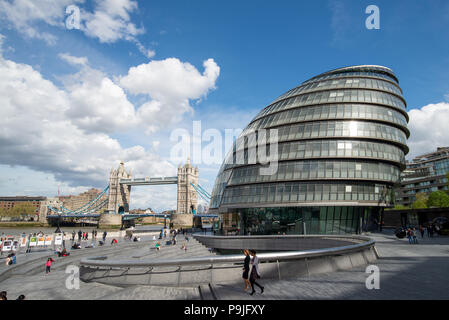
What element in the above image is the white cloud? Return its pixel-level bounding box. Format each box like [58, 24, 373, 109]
[0, 36, 220, 211]
[130, 185, 177, 211]
[135, 41, 156, 59]
[60, 60, 138, 134]
[407, 102, 449, 159]
[0, 49, 175, 190]
[96, 0, 137, 20]
[120, 58, 220, 132]
[56, 54, 220, 135]
[0, 0, 81, 45]
[58, 52, 88, 66]
[0, 0, 149, 56]
[81, 0, 144, 44]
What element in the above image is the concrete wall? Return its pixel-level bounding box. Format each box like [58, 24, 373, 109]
[384, 207, 449, 228]
[193, 234, 359, 252]
[141, 216, 165, 224]
[80, 246, 377, 287]
[170, 213, 193, 228]
[98, 213, 122, 228]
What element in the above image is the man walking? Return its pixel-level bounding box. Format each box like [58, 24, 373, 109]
[428, 225, 434, 238]
[78, 230, 82, 242]
[407, 228, 413, 244]
[103, 231, 107, 243]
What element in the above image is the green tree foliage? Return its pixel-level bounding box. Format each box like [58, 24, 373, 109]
[427, 190, 449, 208]
[392, 204, 409, 210]
[411, 192, 428, 209]
[412, 200, 427, 209]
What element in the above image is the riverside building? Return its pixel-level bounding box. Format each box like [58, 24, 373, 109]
[210, 65, 409, 235]
[396, 147, 449, 207]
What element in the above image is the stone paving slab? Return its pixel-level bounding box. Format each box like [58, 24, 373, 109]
[2, 232, 449, 300]
[0, 234, 210, 300]
[212, 232, 449, 300]
[98, 285, 201, 300]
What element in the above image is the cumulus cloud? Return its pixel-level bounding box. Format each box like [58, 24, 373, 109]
[0, 49, 175, 189]
[59, 57, 138, 134]
[81, 0, 144, 43]
[407, 102, 449, 159]
[56, 54, 220, 135]
[0, 35, 220, 210]
[120, 58, 220, 132]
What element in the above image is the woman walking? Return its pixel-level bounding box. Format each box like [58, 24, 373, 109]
[45, 258, 54, 274]
[249, 250, 264, 296]
[242, 250, 251, 291]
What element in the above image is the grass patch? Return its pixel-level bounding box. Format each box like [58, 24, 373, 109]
[0, 222, 50, 228]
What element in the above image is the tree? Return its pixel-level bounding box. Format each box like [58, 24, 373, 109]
[427, 191, 449, 208]
[412, 200, 427, 209]
[412, 192, 428, 209]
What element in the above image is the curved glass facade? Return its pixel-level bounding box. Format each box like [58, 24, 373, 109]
[210, 65, 409, 235]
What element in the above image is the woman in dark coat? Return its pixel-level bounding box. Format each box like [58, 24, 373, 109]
[242, 250, 251, 291]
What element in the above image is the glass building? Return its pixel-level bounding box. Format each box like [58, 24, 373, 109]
[396, 147, 449, 207]
[210, 65, 409, 235]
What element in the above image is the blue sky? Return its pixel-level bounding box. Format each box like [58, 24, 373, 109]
[1, 0, 449, 211]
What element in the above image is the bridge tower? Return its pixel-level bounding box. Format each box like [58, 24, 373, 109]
[177, 158, 198, 214]
[107, 161, 132, 214]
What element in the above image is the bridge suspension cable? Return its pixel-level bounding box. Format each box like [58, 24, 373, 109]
[49, 185, 109, 216]
[190, 182, 211, 203]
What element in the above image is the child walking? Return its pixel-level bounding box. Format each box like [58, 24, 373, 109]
[45, 258, 54, 274]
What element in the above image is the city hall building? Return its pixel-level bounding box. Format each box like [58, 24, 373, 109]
[210, 65, 409, 235]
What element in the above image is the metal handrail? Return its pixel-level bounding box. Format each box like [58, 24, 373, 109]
[80, 236, 375, 269]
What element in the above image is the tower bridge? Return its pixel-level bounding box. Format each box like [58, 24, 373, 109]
[46, 159, 217, 227]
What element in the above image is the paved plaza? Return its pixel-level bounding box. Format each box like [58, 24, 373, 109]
[1, 231, 448, 300]
[213, 232, 449, 300]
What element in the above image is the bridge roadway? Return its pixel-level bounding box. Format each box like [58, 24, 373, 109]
[119, 177, 178, 186]
[1, 231, 448, 300]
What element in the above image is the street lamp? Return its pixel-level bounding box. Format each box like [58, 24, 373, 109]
[54, 214, 62, 234]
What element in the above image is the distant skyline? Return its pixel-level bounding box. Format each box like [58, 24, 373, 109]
[1, 0, 449, 211]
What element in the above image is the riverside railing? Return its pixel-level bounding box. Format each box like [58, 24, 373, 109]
[79, 235, 377, 286]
